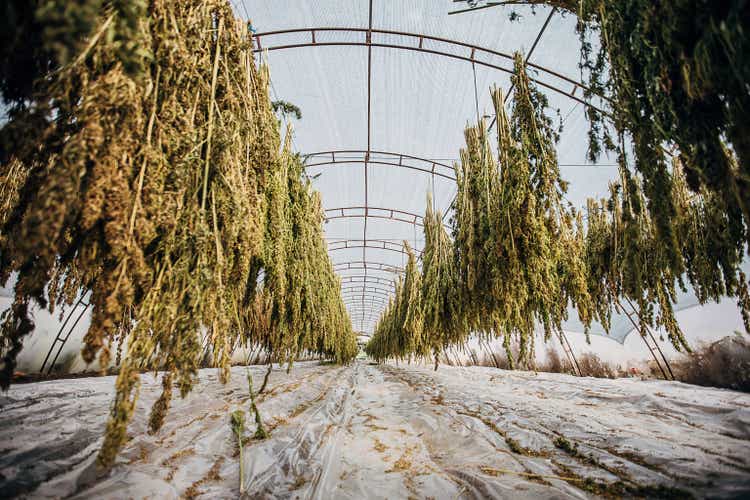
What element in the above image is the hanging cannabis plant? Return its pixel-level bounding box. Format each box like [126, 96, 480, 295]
[369, 54, 594, 365]
[452, 53, 595, 366]
[585, 149, 750, 352]
[255, 144, 357, 368]
[452, 110, 499, 336]
[366, 242, 426, 362]
[0, 0, 356, 470]
[421, 194, 466, 368]
[369, 6, 750, 365]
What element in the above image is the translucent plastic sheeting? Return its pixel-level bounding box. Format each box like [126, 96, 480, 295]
[6, 362, 749, 498]
[239, 362, 750, 498]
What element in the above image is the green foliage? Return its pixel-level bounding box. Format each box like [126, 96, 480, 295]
[253, 146, 357, 367]
[579, 0, 750, 236]
[505, 0, 750, 314]
[368, 55, 593, 366]
[503, 0, 750, 262]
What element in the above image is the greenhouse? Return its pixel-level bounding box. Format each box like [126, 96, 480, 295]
[1, 0, 749, 498]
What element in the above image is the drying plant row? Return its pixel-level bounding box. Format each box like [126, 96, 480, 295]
[0, 0, 357, 470]
[366, 54, 750, 368]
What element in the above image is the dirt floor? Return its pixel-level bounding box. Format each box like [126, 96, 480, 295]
[1, 361, 749, 499]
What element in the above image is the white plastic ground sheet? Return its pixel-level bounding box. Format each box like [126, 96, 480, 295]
[1, 362, 749, 499]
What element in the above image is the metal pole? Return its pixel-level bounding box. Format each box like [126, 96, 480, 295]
[47, 302, 90, 374]
[623, 297, 675, 380]
[619, 300, 670, 380]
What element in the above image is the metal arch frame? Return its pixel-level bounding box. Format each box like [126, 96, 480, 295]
[343, 296, 390, 307]
[340, 293, 392, 314]
[341, 290, 393, 300]
[345, 300, 388, 307]
[253, 27, 609, 114]
[328, 239, 423, 256]
[333, 260, 405, 274]
[347, 304, 385, 314]
[325, 206, 429, 228]
[343, 303, 389, 312]
[344, 306, 388, 319]
[344, 306, 388, 320]
[305, 150, 456, 181]
[341, 285, 393, 293]
[348, 309, 382, 321]
[336, 262, 400, 327]
[348, 315, 381, 328]
[343, 304, 388, 316]
[343, 293, 390, 301]
[340, 279, 395, 313]
[339, 275, 396, 288]
[350, 308, 383, 314]
[345, 307, 388, 319]
[345, 302, 388, 324]
[346, 299, 389, 307]
[340, 285, 394, 297]
[347, 305, 386, 312]
[337, 269, 402, 281]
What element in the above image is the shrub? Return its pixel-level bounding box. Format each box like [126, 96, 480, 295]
[577, 352, 618, 379]
[539, 346, 568, 374]
[672, 334, 750, 392]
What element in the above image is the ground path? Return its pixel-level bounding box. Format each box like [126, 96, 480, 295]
[1, 361, 749, 498]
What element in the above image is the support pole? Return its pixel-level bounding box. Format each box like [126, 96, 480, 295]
[558, 331, 582, 377]
[40, 298, 90, 374]
[619, 300, 671, 380]
[622, 297, 675, 380]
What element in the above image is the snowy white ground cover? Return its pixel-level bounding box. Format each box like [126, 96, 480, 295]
[1, 361, 749, 499]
